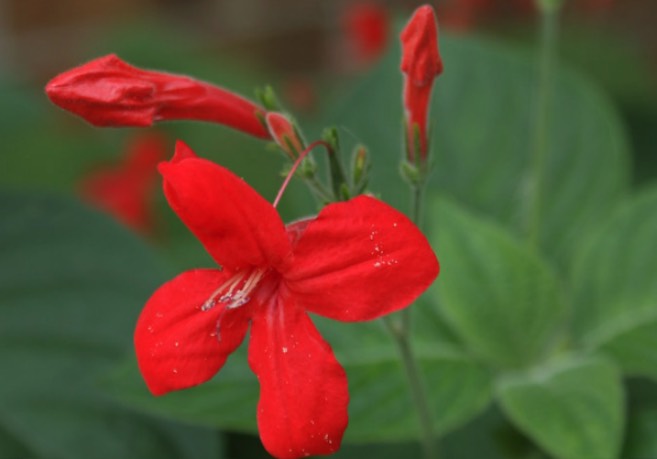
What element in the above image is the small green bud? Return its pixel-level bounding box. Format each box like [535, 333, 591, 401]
[256, 85, 281, 111]
[339, 183, 351, 201]
[300, 157, 317, 178]
[321, 127, 340, 153]
[351, 145, 371, 194]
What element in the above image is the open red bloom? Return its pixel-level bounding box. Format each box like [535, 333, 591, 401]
[80, 133, 166, 234]
[134, 142, 439, 458]
[400, 5, 443, 163]
[46, 54, 270, 139]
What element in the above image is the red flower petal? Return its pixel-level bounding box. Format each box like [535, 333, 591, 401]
[159, 144, 291, 271]
[284, 195, 439, 322]
[135, 269, 251, 395]
[248, 292, 348, 459]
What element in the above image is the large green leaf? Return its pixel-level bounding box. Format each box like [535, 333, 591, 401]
[319, 35, 630, 269]
[428, 197, 566, 369]
[0, 191, 223, 459]
[497, 355, 624, 459]
[105, 313, 492, 443]
[571, 187, 657, 380]
[624, 378, 657, 459]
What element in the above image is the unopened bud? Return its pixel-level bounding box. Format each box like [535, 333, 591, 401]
[322, 127, 341, 154]
[46, 54, 270, 138]
[265, 112, 305, 159]
[351, 145, 370, 193]
[400, 5, 442, 163]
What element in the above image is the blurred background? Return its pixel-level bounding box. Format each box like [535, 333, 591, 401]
[1, 1, 656, 459]
[1, 0, 656, 188]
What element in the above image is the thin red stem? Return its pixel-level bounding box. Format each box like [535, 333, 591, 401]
[272, 140, 330, 208]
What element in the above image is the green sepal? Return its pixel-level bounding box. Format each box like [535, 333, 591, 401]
[255, 85, 281, 111]
[400, 160, 422, 187]
[351, 144, 371, 195]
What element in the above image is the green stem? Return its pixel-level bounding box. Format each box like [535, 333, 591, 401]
[401, 183, 424, 334]
[302, 174, 333, 203]
[327, 150, 348, 200]
[384, 318, 436, 459]
[384, 178, 435, 459]
[527, 7, 559, 248]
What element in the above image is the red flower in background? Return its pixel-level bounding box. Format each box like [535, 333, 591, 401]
[342, 2, 390, 64]
[400, 5, 443, 163]
[80, 134, 166, 234]
[46, 54, 270, 139]
[135, 142, 439, 458]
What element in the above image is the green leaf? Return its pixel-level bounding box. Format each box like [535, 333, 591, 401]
[320, 35, 630, 269]
[0, 190, 223, 459]
[571, 187, 657, 381]
[428, 197, 566, 369]
[497, 355, 624, 459]
[624, 409, 657, 459]
[623, 378, 657, 459]
[105, 314, 492, 443]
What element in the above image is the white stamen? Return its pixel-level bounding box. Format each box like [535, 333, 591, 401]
[200, 268, 268, 341]
[201, 270, 249, 311]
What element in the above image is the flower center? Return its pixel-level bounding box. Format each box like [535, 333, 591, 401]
[201, 268, 267, 311]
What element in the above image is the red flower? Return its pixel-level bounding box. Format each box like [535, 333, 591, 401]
[342, 2, 390, 64]
[46, 54, 270, 139]
[400, 5, 443, 163]
[134, 142, 439, 458]
[80, 133, 166, 234]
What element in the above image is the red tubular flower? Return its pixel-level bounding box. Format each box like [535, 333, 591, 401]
[46, 54, 270, 139]
[135, 142, 439, 459]
[400, 5, 443, 163]
[80, 133, 166, 234]
[342, 2, 390, 64]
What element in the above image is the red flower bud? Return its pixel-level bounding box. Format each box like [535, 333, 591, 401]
[46, 54, 270, 139]
[265, 112, 305, 159]
[400, 5, 443, 163]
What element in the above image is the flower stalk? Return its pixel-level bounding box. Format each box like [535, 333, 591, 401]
[527, 3, 560, 247]
[389, 6, 444, 459]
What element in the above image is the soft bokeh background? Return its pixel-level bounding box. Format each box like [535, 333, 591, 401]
[1, 1, 657, 458]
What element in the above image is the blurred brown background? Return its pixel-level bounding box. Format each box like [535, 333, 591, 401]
[2, 0, 656, 84]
